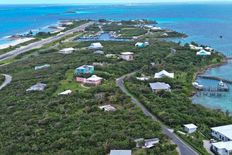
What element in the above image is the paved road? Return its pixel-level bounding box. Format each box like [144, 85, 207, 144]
[116, 74, 199, 155]
[0, 74, 12, 90]
[0, 22, 94, 62]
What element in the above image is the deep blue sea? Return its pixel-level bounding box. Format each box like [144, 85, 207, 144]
[1, 4, 232, 112]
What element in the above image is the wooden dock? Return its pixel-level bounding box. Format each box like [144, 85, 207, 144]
[198, 75, 232, 84]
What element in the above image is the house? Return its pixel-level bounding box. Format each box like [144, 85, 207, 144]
[184, 124, 198, 134]
[110, 150, 132, 155]
[144, 138, 160, 148]
[89, 42, 103, 50]
[151, 26, 162, 31]
[154, 70, 174, 79]
[120, 52, 134, 61]
[26, 83, 47, 92]
[211, 141, 232, 155]
[59, 48, 75, 54]
[59, 90, 72, 95]
[205, 47, 214, 51]
[149, 82, 171, 92]
[161, 33, 168, 37]
[85, 75, 103, 85]
[189, 44, 203, 50]
[34, 64, 50, 70]
[94, 50, 105, 55]
[99, 105, 116, 112]
[134, 138, 160, 148]
[135, 42, 149, 48]
[196, 49, 211, 56]
[211, 125, 232, 141]
[75, 65, 94, 75]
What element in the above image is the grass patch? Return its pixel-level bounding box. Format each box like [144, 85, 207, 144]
[54, 69, 89, 95]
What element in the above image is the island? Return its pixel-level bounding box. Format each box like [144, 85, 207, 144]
[0, 19, 231, 155]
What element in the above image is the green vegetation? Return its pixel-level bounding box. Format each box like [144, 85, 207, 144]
[1, 20, 231, 154]
[119, 28, 148, 38]
[0, 74, 4, 84]
[0, 20, 181, 155]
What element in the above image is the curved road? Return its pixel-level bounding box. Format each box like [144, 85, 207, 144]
[116, 74, 199, 155]
[0, 74, 12, 90]
[0, 22, 94, 62]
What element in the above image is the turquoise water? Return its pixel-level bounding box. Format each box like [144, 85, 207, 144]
[1, 4, 232, 112]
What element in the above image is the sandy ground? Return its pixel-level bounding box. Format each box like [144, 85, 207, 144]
[0, 37, 35, 50]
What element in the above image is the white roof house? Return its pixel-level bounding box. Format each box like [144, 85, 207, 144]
[154, 70, 174, 79]
[26, 83, 47, 92]
[211, 141, 232, 155]
[196, 49, 211, 56]
[184, 124, 198, 134]
[120, 52, 134, 61]
[99, 105, 116, 112]
[89, 42, 103, 50]
[144, 138, 160, 148]
[149, 82, 171, 92]
[211, 124, 232, 141]
[189, 44, 203, 50]
[35, 64, 50, 70]
[110, 150, 132, 155]
[87, 75, 103, 81]
[59, 90, 72, 95]
[59, 48, 75, 54]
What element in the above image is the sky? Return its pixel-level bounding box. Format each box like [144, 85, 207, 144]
[1, 0, 232, 4]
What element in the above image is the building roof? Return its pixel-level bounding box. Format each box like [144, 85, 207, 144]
[149, 82, 171, 90]
[90, 42, 103, 47]
[184, 124, 197, 129]
[196, 49, 211, 56]
[211, 124, 232, 140]
[110, 150, 132, 155]
[121, 52, 134, 55]
[26, 83, 47, 92]
[77, 65, 94, 70]
[212, 141, 232, 151]
[87, 75, 103, 81]
[154, 70, 174, 78]
[59, 90, 72, 95]
[35, 64, 50, 70]
[99, 105, 116, 112]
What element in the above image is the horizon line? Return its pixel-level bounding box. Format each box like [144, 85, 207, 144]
[1, 1, 232, 5]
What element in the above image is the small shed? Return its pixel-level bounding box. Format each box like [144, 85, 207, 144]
[184, 124, 197, 134]
[59, 90, 72, 95]
[120, 52, 134, 61]
[99, 105, 116, 112]
[59, 48, 75, 54]
[89, 42, 103, 50]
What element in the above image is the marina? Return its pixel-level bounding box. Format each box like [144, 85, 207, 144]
[76, 33, 131, 42]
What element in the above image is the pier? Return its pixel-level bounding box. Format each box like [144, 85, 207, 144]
[198, 75, 232, 84]
[195, 76, 231, 96]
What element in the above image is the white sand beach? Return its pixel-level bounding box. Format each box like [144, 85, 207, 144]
[0, 37, 35, 50]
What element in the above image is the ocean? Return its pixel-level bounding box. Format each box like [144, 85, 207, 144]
[1, 4, 232, 112]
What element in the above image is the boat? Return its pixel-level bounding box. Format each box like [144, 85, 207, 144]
[192, 82, 204, 90]
[217, 80, 229, 91]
